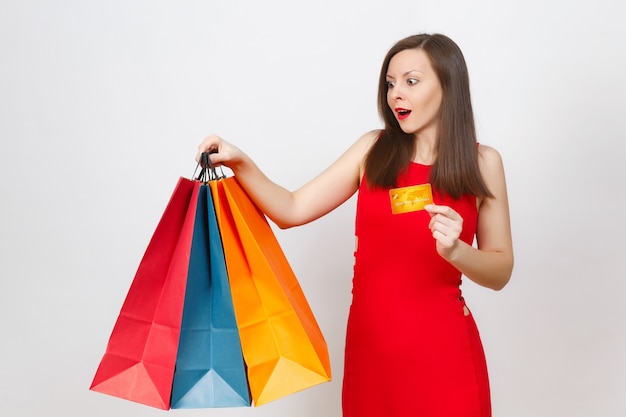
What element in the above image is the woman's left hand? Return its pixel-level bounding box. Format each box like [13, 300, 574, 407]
[424, 204, 464, 261]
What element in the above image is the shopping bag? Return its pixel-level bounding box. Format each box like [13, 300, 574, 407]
[170, 184, 251, 408]
[90, 178, 200, 410]
[209, 177, 332, 406]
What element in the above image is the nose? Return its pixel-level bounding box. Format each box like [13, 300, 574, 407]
[388, 83, 404, 101]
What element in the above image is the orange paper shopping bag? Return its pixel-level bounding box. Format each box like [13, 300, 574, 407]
[209, 177, 331, 406]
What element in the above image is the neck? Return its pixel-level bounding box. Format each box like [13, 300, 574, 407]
[413, 134, 437, 165]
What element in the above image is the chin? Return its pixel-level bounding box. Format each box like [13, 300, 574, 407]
[399, 125, 418, 135]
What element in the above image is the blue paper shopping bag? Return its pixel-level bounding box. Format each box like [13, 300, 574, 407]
[170, 184, 251, 408]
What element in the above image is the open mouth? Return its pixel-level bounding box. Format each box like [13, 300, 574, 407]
[396, 108, 411, 120]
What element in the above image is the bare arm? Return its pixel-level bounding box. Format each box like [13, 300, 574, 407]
[425, 145, 514, 290]
[197, 131, 378, 229]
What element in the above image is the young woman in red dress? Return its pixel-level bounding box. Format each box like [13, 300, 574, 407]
[197, 33, 513, 417]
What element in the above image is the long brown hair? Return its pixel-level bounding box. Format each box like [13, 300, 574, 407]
[364, 33, 493, 199]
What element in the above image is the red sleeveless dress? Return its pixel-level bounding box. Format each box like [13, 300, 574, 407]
[342, 162, 491, 417]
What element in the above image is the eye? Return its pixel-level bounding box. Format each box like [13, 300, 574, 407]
[407, 78, 419, 86]
[386, 80, 395, 89]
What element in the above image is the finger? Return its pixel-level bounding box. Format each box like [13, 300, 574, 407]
[430, 215, 462, 240]
[429, 213, 457, 230]
[425, 204, 460, 219]
[424, 204, 442, 218]
[431, 229, 452, 245]
[424, 204, 436, 217]
[196, 135, 221, 161]
[208, 151, 226, 167]
[433, 232, 456, 251]
[430, 219, 452, 238]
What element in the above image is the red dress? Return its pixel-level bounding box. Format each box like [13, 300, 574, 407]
[342, 162, 491, 417]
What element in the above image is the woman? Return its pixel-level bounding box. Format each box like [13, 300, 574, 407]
[197, 33, 513, 417]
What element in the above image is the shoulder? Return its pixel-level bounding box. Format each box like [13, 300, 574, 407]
[352, 129, 381, 181]
[477, 144, 505, 176]
[358, 129, 382, 148]
[350, 129, 381, 163]
[478, 143, 502, 163]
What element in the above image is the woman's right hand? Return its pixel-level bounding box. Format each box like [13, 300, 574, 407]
[195, 134, 244, 169]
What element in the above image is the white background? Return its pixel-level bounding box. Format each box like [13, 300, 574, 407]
[1, 1, 625, 416]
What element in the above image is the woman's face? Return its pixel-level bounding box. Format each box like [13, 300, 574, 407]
[386, 48, 443, 138]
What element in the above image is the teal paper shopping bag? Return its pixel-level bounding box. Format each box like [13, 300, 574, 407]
[170, 184, 250, 408]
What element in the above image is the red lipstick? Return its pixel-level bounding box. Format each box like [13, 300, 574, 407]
[395, 108, 411, 120]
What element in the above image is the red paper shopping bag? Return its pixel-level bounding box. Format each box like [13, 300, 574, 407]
[90, 178, 200, 409]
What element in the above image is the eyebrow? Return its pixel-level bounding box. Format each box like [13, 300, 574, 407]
[386, 70, 423, 79]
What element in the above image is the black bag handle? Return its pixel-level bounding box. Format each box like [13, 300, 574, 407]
[193, 152, 225, 182]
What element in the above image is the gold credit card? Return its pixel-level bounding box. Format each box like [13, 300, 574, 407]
[389, 183, 433, 214]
